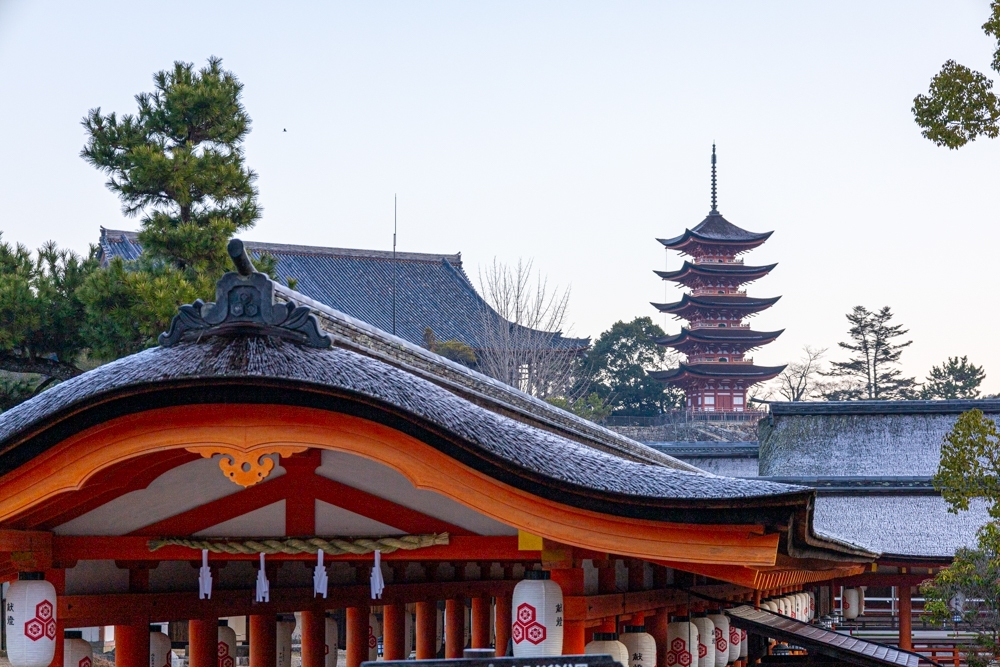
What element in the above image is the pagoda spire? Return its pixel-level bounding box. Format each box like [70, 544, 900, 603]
[710, 143, 718, 214]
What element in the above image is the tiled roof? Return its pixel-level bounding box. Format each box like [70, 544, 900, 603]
[98, 228, 588, 352]
[658, 212, 773, 249]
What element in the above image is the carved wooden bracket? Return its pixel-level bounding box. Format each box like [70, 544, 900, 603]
[186, 445, 308, 487]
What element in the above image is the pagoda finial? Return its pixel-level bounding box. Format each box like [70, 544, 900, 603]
[710, 143, 718, 214]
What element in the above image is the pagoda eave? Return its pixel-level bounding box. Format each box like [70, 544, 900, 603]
[649, 363, 786, 387]
[653, 262, 778, 284]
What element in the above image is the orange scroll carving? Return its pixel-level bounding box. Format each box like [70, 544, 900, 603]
[186, 445, 308, 487]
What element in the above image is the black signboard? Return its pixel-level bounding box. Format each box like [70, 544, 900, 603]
[368, 655, 622, 667]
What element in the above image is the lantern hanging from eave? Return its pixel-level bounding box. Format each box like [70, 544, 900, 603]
[801, 593, 811, 621]
[436, 606, 444, 654]
[6, 574, 57, 667]
[277, 615, 296, 667]
[585, 633, 629, 667]
[726, 615, 740, 664]
[706, 613, 729, 667]
[858, 587, 867, 616]
[511, 570, 563, 657]
[808, 592, 816, 620]
[666, 617, 699, 667]
[405, 608, 414, 657]
[792, 594, 803, 621]
[779, 597, 791, 618]
[620, 625, 657, 667]
[64, 631, 93, 667]
[738, 628, 747, 659]
[150, 626, 172, 667]
[218, 620, 237, 667]
[325, 616, 339, 667]
[842, 588, 860, 621]
[690, 615, 716, 667]
[368, 612, 382, 661]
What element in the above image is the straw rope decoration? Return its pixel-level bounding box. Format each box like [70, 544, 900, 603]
[147, 533, 449, 555]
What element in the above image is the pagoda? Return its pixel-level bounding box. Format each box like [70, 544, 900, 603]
[650, 146, 785, 412]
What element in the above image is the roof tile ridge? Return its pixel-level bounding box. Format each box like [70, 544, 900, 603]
[273, 284, 703, 473]
[244, 240, 461, 263]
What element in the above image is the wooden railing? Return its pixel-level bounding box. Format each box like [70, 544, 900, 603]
[912, 645, 967, 667]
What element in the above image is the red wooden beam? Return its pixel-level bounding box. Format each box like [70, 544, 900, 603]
[53, 535, 532, 562]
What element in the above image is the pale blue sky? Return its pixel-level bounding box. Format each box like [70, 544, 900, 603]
[1, 1, 998, 392]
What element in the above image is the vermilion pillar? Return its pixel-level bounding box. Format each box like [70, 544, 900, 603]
[188, 618, 218, 667]
[494, 594, 512, 657]
[115, 622, 150, 667]
[383, 603, 407, 660]
[898, 585, 912, 650]
[445, 599, 465, 658]
[302, 610, 326, 667]
[471, 597, 492, 649]
[249, 614, 277, 667]
[648, 608, 669, 667]
[549, 568, 585, 654]
[346, 605, 370, 667]
[415, 602, 438, 659]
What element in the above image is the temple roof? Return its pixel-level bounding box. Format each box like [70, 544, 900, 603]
[649, 362, 786, 383]
[98, 228, 588, 352]
[654, 261, 777, 283]
[651, 294, 781, 316]
[655, 327, 784, 347]
[657, 212, 773, 250]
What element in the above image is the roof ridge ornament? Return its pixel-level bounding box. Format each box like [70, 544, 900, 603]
[710, 143, 719, 214]
[158, 239, 333, 348]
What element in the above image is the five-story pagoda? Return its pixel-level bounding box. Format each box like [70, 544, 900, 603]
[650, 146, 785, 412]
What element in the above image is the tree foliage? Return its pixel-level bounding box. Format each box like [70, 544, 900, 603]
[923, 356, 986, 400]
[79, 57, 267, 359]
[823, 306, 917, 400]
[934, 409, 1000, 519]
[0, 236, 98, 407]
[582, 317, 684, 416]
[422, 327, 477, 367]
[913, 2, 1000, 148]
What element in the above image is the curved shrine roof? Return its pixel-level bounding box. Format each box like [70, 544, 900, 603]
[651, 294, 781, 316]
[658, 212, 772, 250]
[650, 362, 786, 383]
[655, 327, 784, 347]
[654, 261, 777, 283]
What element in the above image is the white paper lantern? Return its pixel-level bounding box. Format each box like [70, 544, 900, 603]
[621, 626, 657, 667]
[706, 614, 729, 667]
[585, 633, 629, 667]
[325, 617, 339, 667]
[738, 629, 747, 659]
[842, 588, 860, 621]
[368, 613, 381, 661]
[436, 607, 444, 654]
[511, 571, 564, 657]
[858, 587, 867, 616]
[690, 616, 716, 667]
[667, 619, 699, 667]
[217, 621, 237, 667]
[726, 617, 739, 664]
[277, 615, 296, 667]
[64, 632, 93, 667]
[808, 592, 816, 620]
[464, 606, 471, 648]
[149, 627, 172, 667]
[779, 597, 791, 618]
[792, 595, 803, 621]
[6, 577, 57, 667]
[404, 610, 414, 657]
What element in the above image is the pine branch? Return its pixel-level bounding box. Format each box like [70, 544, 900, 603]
[0, 354, 83, 381]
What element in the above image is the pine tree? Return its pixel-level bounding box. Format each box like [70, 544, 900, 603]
[79, 57, 269, 358]
[823, 305, 918, 400]
[923, 356, 986, 400]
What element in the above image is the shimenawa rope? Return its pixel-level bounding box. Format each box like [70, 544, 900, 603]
[148, 533, 449, 555]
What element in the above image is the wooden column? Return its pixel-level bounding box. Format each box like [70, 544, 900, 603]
[302, 610, 326, 667]
[494, 593, 512, 657]
[115, 622, 150, 667]
[249, 614, 277, 667]
[597, 560, 617, 594]
[648, 608, 669, 667]
[188, 618, 218, 667]
[627, 560, 645, 592]
[471, 597, 492, 649]
[346, 605, 370, 667]
[898, 585, 913, 650]
[549, 568, 586, 655]
[415, 602, 438, 659]
[383, 603, 407, 660]
[445, 598, 465, 658]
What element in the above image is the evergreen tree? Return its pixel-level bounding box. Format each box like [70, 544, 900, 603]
[80, 57, 269, 358]
[0, 235, 98, 408]
[923, 356, 986, 400]
[582, 317, 684, 416]
[823, 305, 918, 400]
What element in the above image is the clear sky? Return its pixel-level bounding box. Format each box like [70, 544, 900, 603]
[1, 1, 999, 392]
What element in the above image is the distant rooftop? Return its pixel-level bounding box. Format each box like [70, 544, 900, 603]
[98, 228, 589, 352]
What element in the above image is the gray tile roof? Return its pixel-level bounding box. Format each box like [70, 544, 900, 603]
[98, 228, 588, 352]
[658, 212, 773, 248]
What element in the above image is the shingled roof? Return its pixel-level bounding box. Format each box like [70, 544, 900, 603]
[98, 228, 588, 352]
[657, 212, 773, 250]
